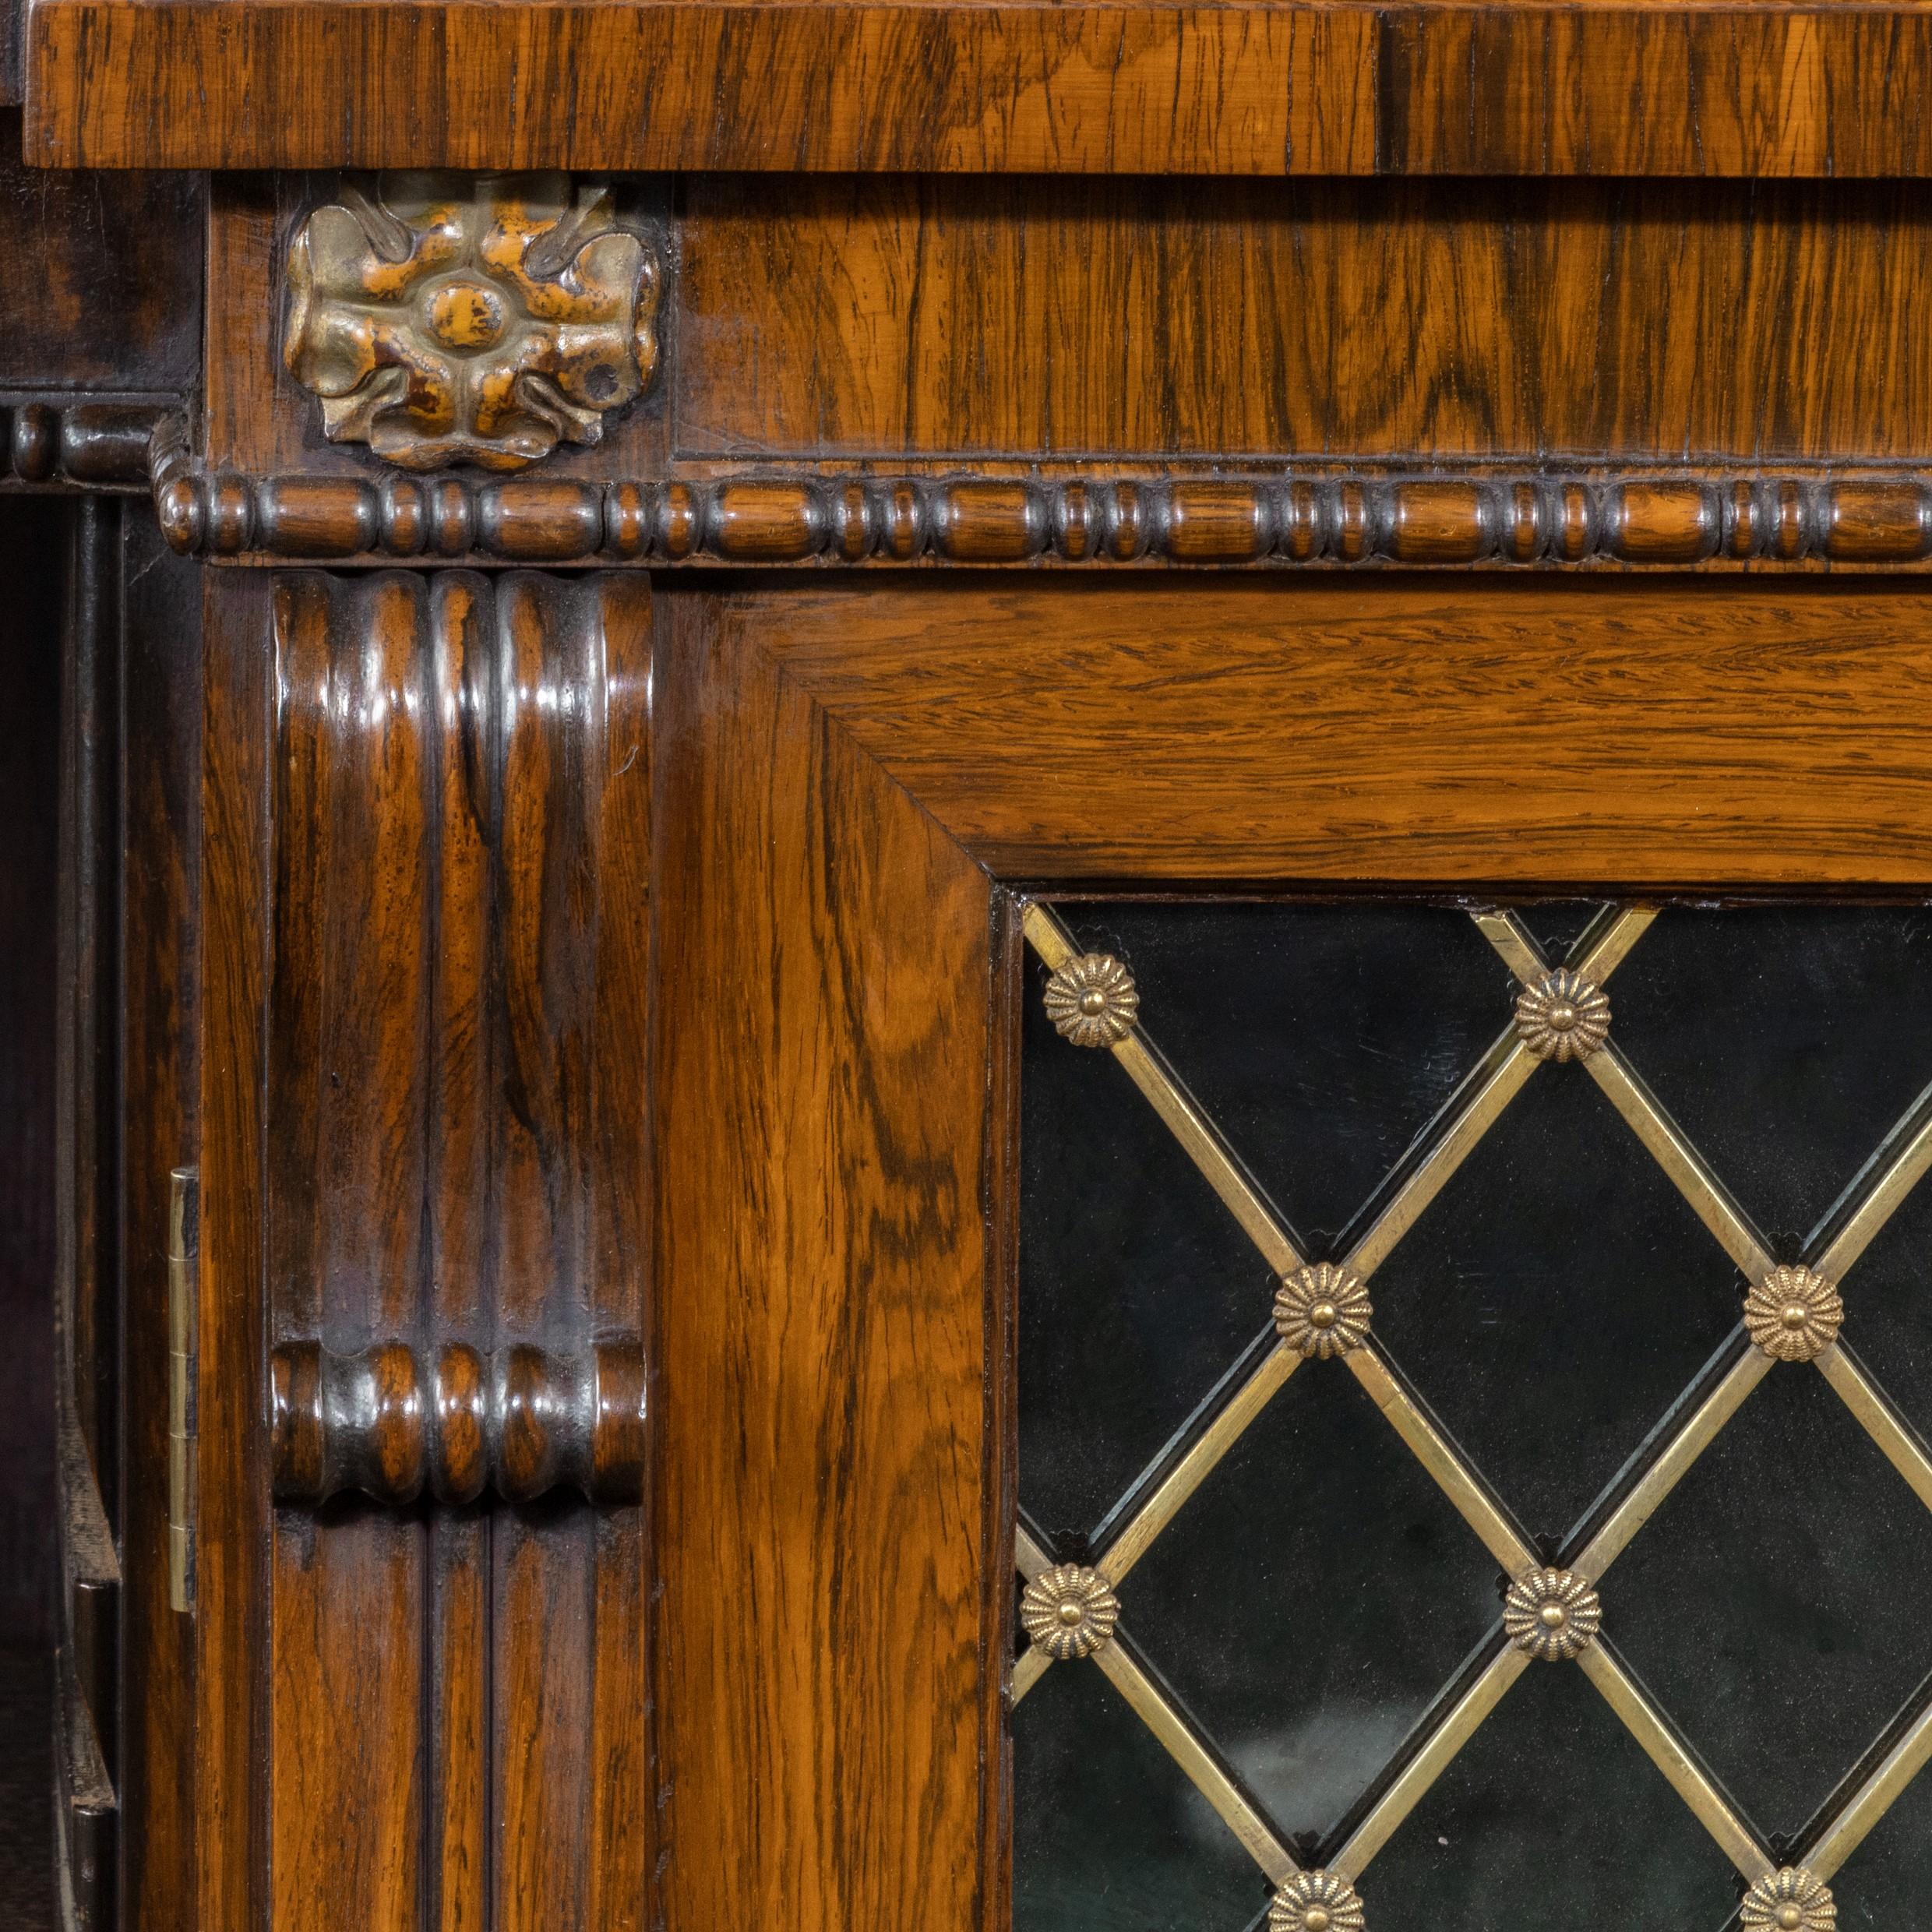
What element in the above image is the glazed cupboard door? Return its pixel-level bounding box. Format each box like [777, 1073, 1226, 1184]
[1007, 899, 1932, 1932]
[649, 573, 1932, 1932]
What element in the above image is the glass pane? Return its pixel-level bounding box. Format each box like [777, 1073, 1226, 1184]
[1359, 1651, 1743, 1931]
[1014, 895, 1932, 1932]
[1832, 1172, 1932, 1447]
[1119, 1366, 1504, 1840]
[1055, 902, 1511, 1250]
[1021, 975, 1278, 1544]
[1608, 905, 1932, 1250]
[1369, 1069, 1744, 1547]
[1826, 1688, 1932, 1916]
[1609, 1367, 1932, 1837]
[1511, 899, 1615, 966]
[1013, 1649, 1271, 1932]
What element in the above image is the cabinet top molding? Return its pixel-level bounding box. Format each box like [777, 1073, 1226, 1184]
[29, 1, 1932, 175]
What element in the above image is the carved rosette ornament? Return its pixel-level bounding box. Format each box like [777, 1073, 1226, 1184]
[1273, 1263, 1373, 1359]
[1740, 1868, 1836, 1932]
[1267, 1870, 1366, 1932]
[1513, 971, 1611, 1062]
[1042, 954, 1140, 1048]
[1020, 1565, 1120, 1661]
[1504, 1568, 1602, 1661]
[1745, 1266, 1845, 1363]
[284, 175, 661, 471]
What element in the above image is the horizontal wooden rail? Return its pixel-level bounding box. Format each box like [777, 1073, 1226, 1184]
[156, 461, 1932, 569]
[30, 2, 1932, 175]
[270, 1340, 647, 1508]
[1, 400, 164, 492]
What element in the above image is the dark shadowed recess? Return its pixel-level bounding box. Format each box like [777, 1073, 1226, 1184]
[0, 495, 67, 1930]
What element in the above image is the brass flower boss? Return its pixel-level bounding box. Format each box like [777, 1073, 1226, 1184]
[1274, 1263, 1373, 1360]
[1269, 1869, 1366, 1932]
[1502, 1568, 1602, 1663]
[284, 174, 662, 472]
[1513, 968, 1610, 1062]
[1742, 1867, 1838, 1932]
[1042, 952, 1140, 1049]
[1019, 1565, 1119, 1662]
[1015, 901, 1932, 1930]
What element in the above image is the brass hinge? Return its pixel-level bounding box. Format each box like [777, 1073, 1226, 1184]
[167, 1167, 199, 1615]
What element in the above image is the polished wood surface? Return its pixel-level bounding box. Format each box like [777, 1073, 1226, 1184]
[175, 167, 1932, 572]
[678, 176, 1932, 464]
[246, 569, 651, 1932]
[188, 570, 657, 1932]
[117, 509, 203, 1932]
[150, 467, 1932, 571]
[653, 587, 1002, 1932]
[270, 1339, 647, 1507]
[30, 1, 1932, 175]
[0, 110, 199, 395]
[643, 557, 1932, 1927]
[203, 172, 1932, 477]
[703, 575, 1932, 887]
[155, 557, 1932, 1932]
[198, 570, 273, 1932]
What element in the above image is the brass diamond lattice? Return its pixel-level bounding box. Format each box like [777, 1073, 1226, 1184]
[1014, 900, 1932, 1923]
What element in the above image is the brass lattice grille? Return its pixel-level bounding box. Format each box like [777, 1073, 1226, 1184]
[1014, 901, 1932, 1932]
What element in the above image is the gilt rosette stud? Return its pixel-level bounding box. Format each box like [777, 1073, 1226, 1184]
[1267, 1870, 1366, 1932]
[1745, 1266, 1844, 1363]
[1741, 1868, 1835, 1932]
[1043, 954, 1140, 1049]
[1021, 1565, 1120, 1661]
[284, 174, 661, 471]
[1504, 1568, 1602, 1661]
[1273, 1263, 1373, 1359]
[1513, 971, 1611, 1063]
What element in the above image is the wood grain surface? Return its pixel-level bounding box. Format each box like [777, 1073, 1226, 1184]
[118, 508, 203, 1932]
[713, 574, 1932, 887]
[199, 568, 274, 1932]
[268, 569, 650, 1932]
[652, 587, 1001, 1932]
[0, 109, 199, 391]
[151, 466, 1932, 572]
[269, 1340, 648, 1507]
[31, 2, 1932, 175]
[140, 552, 1932, 1932]
[643, 559, 1932, 1932]
[195, 569, 653, 1932]
[46, 14, 1932, 1910]
[679, 176, 1932, 463]
[199, 172, 1932, 499]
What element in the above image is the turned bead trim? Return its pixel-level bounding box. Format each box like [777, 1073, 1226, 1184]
[2, 399, 164, 491]
[150, 450, 1932, 569]
[270, 1339, 647, 1508]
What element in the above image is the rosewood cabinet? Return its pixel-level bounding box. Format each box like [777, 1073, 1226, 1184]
[17, 8, 1932, 1932]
